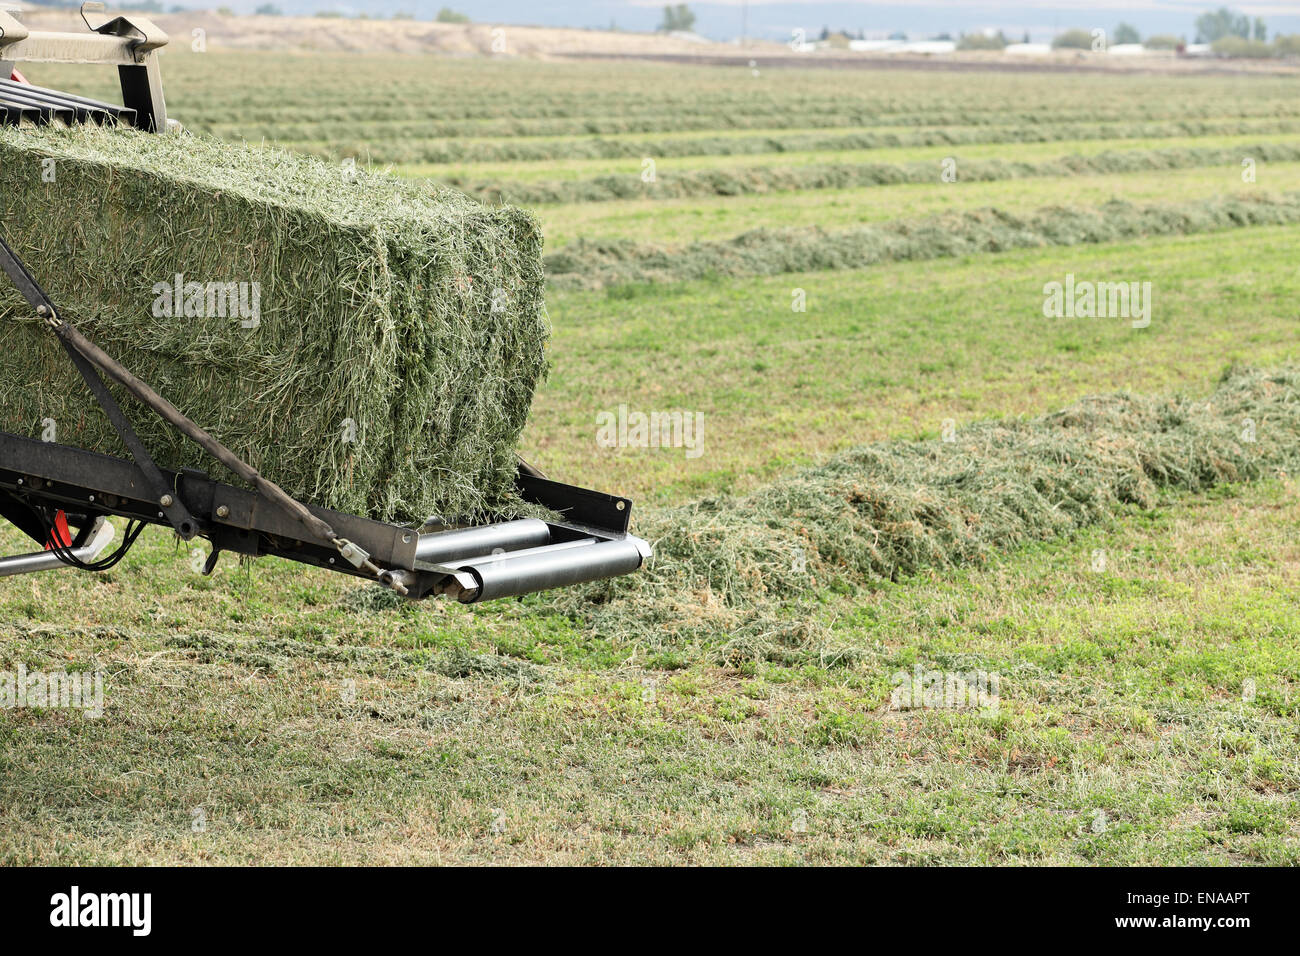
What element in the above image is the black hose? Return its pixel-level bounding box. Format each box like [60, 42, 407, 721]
[24, 500, 146, 572]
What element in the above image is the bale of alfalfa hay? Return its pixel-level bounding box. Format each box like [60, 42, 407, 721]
[0, 126, 548, 523]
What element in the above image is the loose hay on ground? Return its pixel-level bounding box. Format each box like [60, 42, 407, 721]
[551, 368, 1300, 661]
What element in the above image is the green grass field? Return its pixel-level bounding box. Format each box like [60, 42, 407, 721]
[3, 49, 1298, 865]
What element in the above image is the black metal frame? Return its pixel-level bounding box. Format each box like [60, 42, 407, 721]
[0, 77, 139, 128]
[0, 233, 648, 602]
[0, 429, 638, 600]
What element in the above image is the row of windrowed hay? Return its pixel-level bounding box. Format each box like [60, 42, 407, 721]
[202, 97, 1300, 133]
[0, 126, 549, 524]
[548, 368, 1300, 660]
[464, 142, 1300, 205]
[322, 118, 1300, 166]
[546, 192, 1300, 288]
[191, 72, 1300, 117]
[213, 104, 1300, 150]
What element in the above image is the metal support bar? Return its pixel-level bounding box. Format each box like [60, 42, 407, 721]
[414, 519, 552, 566]
[0, 234, 406, 591]
[0, 517, 115, 578]
[116, 58, 165, 131]
[0, 235, 197, 538]
[0, 431, 418, 572]
[55, 330, 199, 538]
[0, 11, 29, 47]
[0, 27, 158, 65]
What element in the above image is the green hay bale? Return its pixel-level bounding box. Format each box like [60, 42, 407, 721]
[0, 126, 548, 524]
[552, 367, 1300, 661]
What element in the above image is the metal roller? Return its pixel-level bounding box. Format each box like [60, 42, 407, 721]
[449, 536, 598, 567]
[415, 518, 552, 566]
[456, 536, 651, 604]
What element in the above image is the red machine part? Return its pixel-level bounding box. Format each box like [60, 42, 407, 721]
[45, 511, 72, 550]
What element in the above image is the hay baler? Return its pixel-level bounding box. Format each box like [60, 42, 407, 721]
[0, 6, 650, 602]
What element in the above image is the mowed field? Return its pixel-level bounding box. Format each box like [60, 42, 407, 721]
[2, 49, 1298, 865]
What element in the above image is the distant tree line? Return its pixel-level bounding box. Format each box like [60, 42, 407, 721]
[659, 5, 696, 33]
[1039, 8, 1297, 58]
[1194, 7, 1266, 43]
[819, 5, 1297, 59]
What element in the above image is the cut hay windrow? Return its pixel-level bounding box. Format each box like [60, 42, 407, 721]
[0, 126, 549, 524]
[215, 109, 1300, 154]
[340, 117, 1300, 165]
[211, 103, 1300, 145]
[549, 367, 1300, 661]
[546, 192, 1300, 288]
[463, 143, 1300, 205]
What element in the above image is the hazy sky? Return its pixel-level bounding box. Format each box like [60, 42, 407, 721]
[208, 1, 1300, 41]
